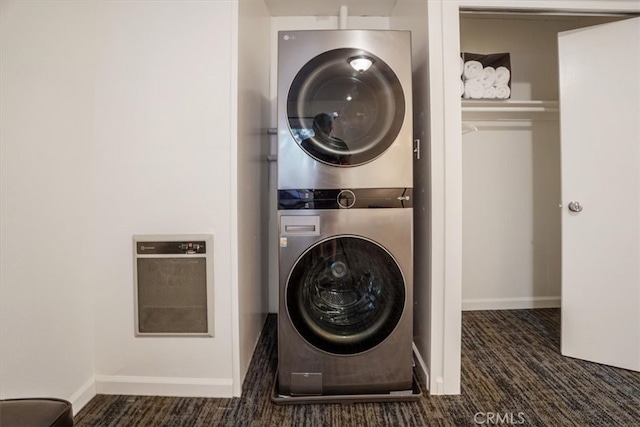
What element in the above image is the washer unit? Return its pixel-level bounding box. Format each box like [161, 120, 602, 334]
[277, 30, 413, 190]
[276, 189, 414, 397]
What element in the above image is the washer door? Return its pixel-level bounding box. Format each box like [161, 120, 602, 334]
[286, 236, 405, 355]
[287, 48, 405, 167]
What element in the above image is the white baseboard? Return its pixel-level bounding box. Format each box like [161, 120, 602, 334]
[69, 377, 97, 415]
[95, 375, 234, 398]
[462, 296, 561, 311]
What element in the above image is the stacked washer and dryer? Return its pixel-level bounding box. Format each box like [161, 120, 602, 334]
[275, 30, 416, 402]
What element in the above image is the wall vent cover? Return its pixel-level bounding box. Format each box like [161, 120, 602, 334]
[133, 234, 214, 337]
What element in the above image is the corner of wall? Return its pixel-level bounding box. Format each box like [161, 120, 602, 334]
[69, 377, 97, 416]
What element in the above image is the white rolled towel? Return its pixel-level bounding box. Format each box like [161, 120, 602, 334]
[460, 57, 464, 76]
[481, 66, 496, 88]
[495, 84, 511, 99]
[495, 66, 510, 85]
[483, 86, 497, 99]
[464, 80, 484, 99]
[463, 60, 483, 81]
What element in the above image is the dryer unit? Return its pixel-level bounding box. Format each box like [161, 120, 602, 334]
[277, 30, 413, 190]
[276, 189, 414, 397]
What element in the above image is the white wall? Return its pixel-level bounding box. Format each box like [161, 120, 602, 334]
[462, 121, 562, 309]
[0, 0, 98, 410]
[91, 1, 236, 396]
[234, 0, 271, 394]
[1, 0, 242, 406]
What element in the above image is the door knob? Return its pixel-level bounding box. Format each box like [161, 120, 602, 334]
[568, 201, 583, 213]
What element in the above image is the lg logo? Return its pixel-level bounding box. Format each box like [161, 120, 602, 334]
[474, 412, 526, 425]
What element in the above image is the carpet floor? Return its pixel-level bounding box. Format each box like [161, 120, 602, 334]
[74, 309, 640, 426]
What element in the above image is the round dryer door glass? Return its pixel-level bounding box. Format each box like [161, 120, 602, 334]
[286, 236, 405, 355]
[287, 48, 405, 166]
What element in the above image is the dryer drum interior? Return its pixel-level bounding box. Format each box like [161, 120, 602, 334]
[286, 236, 405, 355]
[287, 48, 405, 167]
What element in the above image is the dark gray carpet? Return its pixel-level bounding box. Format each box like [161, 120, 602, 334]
[74, 310, 640, 426]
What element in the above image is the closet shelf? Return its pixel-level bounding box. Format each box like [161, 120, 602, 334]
[462, 100, 559, 121]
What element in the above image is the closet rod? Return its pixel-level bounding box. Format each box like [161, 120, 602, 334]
[459, 8, 637, 18]
[462, 122, 478, 134]
[461, 116, 559, 122]
[461, 106, 559, 113]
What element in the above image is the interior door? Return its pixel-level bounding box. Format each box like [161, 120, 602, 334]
[559, 17, 640, 372]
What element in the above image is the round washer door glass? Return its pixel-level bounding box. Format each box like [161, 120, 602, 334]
[286, 236, 405, 355]
[287, 48, 405, 166]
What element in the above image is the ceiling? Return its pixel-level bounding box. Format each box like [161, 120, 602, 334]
[264, 0, 398, 17]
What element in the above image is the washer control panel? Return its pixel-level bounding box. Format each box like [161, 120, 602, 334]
[337, 190, 356, 209]
[278, 188, 412, 210]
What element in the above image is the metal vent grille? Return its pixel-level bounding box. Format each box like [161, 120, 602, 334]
[133, 235, 214, 337]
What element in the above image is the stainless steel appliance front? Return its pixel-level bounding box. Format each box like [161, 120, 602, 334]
[277, 30, 413, 190]
[276, 194, 413, 396]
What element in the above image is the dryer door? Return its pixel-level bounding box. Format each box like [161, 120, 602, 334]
[286, 236, 405, 355]
[287, 48, 405, 167]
